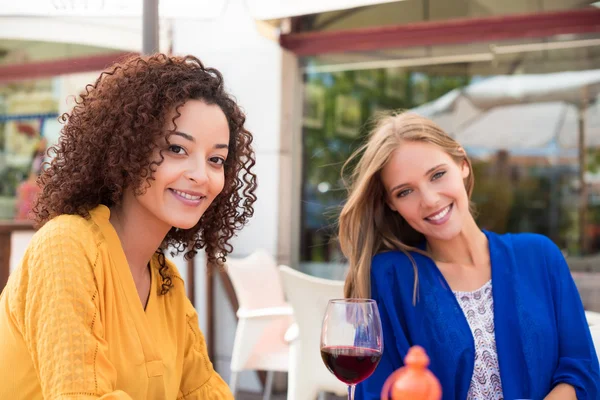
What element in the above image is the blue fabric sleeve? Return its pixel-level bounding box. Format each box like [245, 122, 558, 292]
[355, 337, 397, 400]
[545, 238, 600, 399]
[355, 291, 401, 400]
[356, 259, 409, 400]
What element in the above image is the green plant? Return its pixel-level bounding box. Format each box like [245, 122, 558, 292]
[0, 164, 29, 196]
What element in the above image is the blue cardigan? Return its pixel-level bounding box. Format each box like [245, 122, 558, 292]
[357, 231, 599, 400]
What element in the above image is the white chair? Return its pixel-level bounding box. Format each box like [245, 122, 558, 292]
[279, 265, 347, 400]
[10, 230, 36, 273]
[586, 311, 600, 355]
[226, 250, 293, 400]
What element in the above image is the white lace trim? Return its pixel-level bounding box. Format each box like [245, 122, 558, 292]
[454, 280, 504, 400]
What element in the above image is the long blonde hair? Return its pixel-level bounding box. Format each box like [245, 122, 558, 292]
[339, 111, 474, 300]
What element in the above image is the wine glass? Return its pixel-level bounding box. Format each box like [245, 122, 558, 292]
[320, 299, 383, 400]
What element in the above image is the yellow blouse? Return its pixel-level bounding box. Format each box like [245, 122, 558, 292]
[0, 205, 233, 400]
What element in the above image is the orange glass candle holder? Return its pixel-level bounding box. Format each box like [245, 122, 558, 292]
[380, 346, 442, 400]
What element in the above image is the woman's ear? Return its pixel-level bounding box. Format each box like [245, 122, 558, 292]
[458, 148, 470, 179]
[461, 161, 470, 179]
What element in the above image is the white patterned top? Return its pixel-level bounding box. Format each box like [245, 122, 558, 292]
[453, 280, 504, 400]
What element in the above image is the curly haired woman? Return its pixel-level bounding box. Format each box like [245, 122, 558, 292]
[0, 54, 257, 400]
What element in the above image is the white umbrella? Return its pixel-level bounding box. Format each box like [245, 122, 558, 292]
[452, 102, 600, 158]
[413, 69, 600, 111]
[3, 0, 403, 54]
[2, 0, 400, 19]
[412, 69, 600, 158]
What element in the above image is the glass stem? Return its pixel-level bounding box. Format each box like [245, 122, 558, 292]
[348, 384, 356, 400]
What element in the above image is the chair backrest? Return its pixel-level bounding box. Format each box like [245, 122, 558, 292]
[279, 265, 347, 396]
[226, 250, 287, 311]
[586, 311, 600, 326]
[587, 311, 600, 355]
[279, 266, 344, 338]
[10, 231, 36, 274]
[590, 325, 600, 355]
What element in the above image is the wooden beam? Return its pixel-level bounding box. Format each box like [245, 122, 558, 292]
[0, 231, 11, 293]
[186, 257, 195, 303]
[212, 260, 269, 389]
[206, 260, 241, 360]
[280, 8, 600, 56]
[0, 220, 35, 293]
[206, 260, 215, 361]
[0, 52, 136, 84]
[217, 266, 239, 312]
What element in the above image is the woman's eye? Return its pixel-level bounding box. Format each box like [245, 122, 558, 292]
[432, 171, 446, 180]
[169, 145, 186, 155]
[210, 156, 226, 166]
[397, 189, 412, 198]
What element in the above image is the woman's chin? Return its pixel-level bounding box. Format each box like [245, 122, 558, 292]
[424, 222, 464, 242]
[169, 218, 201, 231]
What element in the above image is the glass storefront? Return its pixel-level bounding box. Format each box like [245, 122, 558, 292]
[0, 40, 119, 221]
[299, 34, 600, 275]
[0, 78, 58, 220]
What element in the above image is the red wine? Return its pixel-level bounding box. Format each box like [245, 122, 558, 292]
[320, 346, 382, 385]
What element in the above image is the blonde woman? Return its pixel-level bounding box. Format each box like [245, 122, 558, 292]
[338, 112, 599, 400]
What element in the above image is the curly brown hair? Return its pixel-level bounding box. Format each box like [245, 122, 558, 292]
[34, 53, 257, 293]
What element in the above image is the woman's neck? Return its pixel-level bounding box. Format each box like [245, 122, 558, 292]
[109, 194, 171, 278]
[426, 216, 488, 267]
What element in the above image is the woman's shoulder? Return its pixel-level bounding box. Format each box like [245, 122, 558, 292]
[9, 214, 101, 307]
[486, 230, 560, 255]
[486, 230, 567, 283]
[372, 249, 427, 270]
[370, 249, 426, 289]
[372, 250, 411, 268]
[31, 213, 100, 254]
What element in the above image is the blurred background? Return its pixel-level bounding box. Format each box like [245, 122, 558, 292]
[1, 0, 599, 397]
